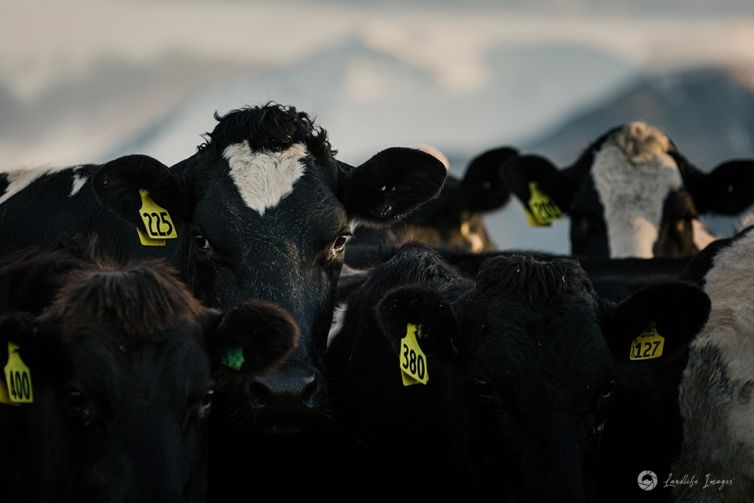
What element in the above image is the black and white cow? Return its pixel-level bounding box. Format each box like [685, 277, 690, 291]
[503, 122, 754, 258]
[327, 244, 710, 501]
[0, 246, 298, 503]
[0, 103, 447, 431]
[345, 145, 518, 264]
[670, 226, 754, 502]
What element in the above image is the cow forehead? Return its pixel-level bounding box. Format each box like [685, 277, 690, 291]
[223, 141, 310, 216]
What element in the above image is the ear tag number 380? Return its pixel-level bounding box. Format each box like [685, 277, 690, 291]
[400, 323, 429, 386]
[137, 189, 178, 247]
[630, 322, 665, 361]
[1, 342, 33, 405]
[526, 181, 562, 227]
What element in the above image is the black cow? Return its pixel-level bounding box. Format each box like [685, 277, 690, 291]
[327, 244, 710, 502]
[0, 103, 447, 431]
[503, 122, 754, 258]
[346, 145, 518, 263]
[0, 246, 298, 503]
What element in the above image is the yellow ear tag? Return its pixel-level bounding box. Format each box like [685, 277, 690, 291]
[629, 322, 665, 361]
[526, 181, 561, 227]
[137, 228, 166, 247]
[138, 189, 178, 243]
[3, 342, 33, 404]
[400, 323, 429, 386]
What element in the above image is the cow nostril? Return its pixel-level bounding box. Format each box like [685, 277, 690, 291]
[301, 376, 318, 407]
[249, 380, 271, 408]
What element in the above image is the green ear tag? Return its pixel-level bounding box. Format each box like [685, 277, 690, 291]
[629, 322, 665, 361]
[222, 346, 245, 371]
[3, 342, 33, 404]
[526, 182, 561, 227]
[399, 323, 429, 387]
[137, 189, 177, 245]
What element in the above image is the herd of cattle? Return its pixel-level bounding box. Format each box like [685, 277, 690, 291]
[1, 103, 753, 502]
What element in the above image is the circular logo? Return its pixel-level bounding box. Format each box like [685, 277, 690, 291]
[638, 470, 658, 491]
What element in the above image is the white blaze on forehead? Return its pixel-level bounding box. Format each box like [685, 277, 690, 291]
[592, 122, 682, 258]
[0, 164, 73, 205]
[69, 167, 88, 197]
[224, 141, 308, 215]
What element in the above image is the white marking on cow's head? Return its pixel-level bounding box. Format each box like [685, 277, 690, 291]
[69, 168, 88, 197]
[223, 141, 308, 215]
[592, 122, 682, 258]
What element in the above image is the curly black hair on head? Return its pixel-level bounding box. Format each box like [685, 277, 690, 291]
[200, 102, 335, 163]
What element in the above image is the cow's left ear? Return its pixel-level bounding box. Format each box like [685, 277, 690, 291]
[0, 313, 63, 386]
[687, 160, 754, 214]
[338, 148, 448, 224]
[92, 155, 191, 232]
[207, 300, 299, 375]
[602, 282, 710, 368]
[460, 146, 518, 213]
[376, 285, 458, 358]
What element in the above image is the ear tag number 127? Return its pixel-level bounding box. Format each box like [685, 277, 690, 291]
[526, 181, 562, 227]
[630, 322, 665, 361]
[137, 189, 178, 247]
[2, 342, 33, 404]
[400, 323, 429, 386]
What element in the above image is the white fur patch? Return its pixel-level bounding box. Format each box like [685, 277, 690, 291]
[327, 302, 348, 348]
[0, 164, 72, 206]
[223, 141, 308, 215]
[591, 123, 682, 258]
[69, 168, 87, 197]
[691, 219, 717, 252]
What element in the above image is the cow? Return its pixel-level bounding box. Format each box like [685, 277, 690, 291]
[326, 243, 710, 501]
[670, 225, 754, 502]
[345, 145, 518, 265]
[0, 246, 298, 503]
[0, 102, 447, 432]
[502, 122, 754, 258]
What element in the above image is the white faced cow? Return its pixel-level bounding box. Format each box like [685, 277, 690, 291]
[503, 122, 754, 258]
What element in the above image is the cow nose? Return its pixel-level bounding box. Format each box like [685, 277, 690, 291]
[246, 361, 325, 430]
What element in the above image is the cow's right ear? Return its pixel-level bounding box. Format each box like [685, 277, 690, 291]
[376, 285, 458, 358]
[0, 313, 63, 388]
[501, 154, 574, 220]
[92, 155, 191, 231]
[460, 146, 519, 213]
[207, 300, 299, 376]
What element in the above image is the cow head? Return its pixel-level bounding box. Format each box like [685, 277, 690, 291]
[0, 259, 297, 502]
[503, 122, 754, 258]
[92, 103, 447, 431]
[373, 250, 710, 501]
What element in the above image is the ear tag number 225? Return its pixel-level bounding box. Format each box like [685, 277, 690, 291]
[137, 189, 178, 247]
[630, 322, 665, 361]
[1, 342, 33, 405]
[400, 323, 429, 387]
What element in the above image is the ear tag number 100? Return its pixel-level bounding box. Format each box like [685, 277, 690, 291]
[137, 189, 178, 247]
[400, 323, 429, 386]
[1, 342, 33, 405]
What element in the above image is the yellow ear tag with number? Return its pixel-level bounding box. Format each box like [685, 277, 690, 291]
[137, 189, 177, 246]
[629, 322, 665, 361]
[400, 323, 429, 386]
[3, 342, 33, 404]
[526, 181, 562, 227]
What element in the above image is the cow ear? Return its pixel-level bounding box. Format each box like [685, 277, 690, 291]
[688, 160, 754, 214]
[376, 285, 458, 357]
[460, 146, 518, 213]
[0, 313, 62, 384]
[208, 301, 299, 375]
[92, 155, 191, 231]
[338, 148, 448, 225]
[501, 154, 574, 218]
[603, 282, 710, 369]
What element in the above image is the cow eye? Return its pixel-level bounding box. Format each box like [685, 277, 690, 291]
[66, 387, 95, 425]
[331, 233, 351, 254]
[194, 234, 212, 252]
[197, 389, 214, 419]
